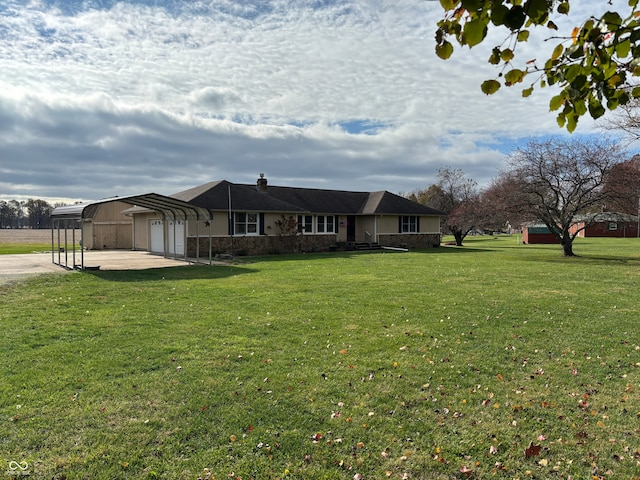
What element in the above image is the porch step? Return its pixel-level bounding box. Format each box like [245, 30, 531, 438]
[353, 242, 383, 250]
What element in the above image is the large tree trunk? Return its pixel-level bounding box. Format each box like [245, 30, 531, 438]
[561, 238, 575, 257]
[453, 230, 464, 246]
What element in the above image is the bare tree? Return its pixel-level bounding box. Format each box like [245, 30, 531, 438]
[411, 168, 480, 246]
[602, 98, 640, 142]
[502, 137, 626, 256]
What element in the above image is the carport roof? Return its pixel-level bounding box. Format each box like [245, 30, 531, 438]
[50, 193, 213, 221]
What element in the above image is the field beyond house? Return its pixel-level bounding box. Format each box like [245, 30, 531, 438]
[0, 228, 52, 254]
[1, 236, 639, 479]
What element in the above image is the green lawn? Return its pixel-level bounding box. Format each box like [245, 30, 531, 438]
[0, 243, 50, 254]
[1, 236, 639, 479]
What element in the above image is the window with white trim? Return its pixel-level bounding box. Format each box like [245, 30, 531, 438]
[400, 216, 418, 233]
[316, 215, 335, 234]
[607, 222, 618, 230]
[297, 215, 313, 233]
[235, 212, 259, 235]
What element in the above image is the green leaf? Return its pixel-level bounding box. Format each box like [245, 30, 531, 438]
[589, 98, 604, 120]
[557, 2, 570, 15]
[436, 41, 454, 60]
[481, 79, 501, 95]
[616, 39, 631, 58]
[500, 49, 514, 62]
[461, 0, 482, 11]
[439, 0, 458, 10]
[571, 74, 587, 90]
[547, 20, 558, 30]
[556, 112, 566, 128]
[490, 4, 510, 26]
[488, 47, 501, 65]
[566, 111, 578, 133]
[463, 18, 488, 47]
[607, 74, 623, 87]
[525, 0, 550, 23]
[522, 86, 534, 97]
[550, 94, 565, 111]
[602, 11, 623, 29]
[517, 30, 530, 42]
[573, 99, 587, 116]
[504, 68, 525, 85]
[563, 64, 583, 83]
[551, 43, 563, 60]
[632, 86, 640, 97]
[504, 6, 526, 30]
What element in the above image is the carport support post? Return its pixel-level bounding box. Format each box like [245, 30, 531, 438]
[57, 221, 61, 266]
[51, 221, 54, 265]
[80, 219, 84, 270]
[72, 223, 76, 269]
[64, 221, 68, 268]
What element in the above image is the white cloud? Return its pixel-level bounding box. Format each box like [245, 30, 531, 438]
[0, 0, 629, 204]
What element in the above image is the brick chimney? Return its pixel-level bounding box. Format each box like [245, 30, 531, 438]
[257, 173, 267, 193]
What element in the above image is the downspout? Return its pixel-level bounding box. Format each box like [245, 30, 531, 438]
[375, 216, 378, 243]
[195, 216, 200, 264]
[209, 213, 213, 266]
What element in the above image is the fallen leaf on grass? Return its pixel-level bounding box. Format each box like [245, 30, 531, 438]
[460, 465, 473, 475]
[524, 442, 541, 459]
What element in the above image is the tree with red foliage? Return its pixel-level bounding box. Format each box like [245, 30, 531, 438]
[602, 156, 640, 215]
[410, 167, 481, 246]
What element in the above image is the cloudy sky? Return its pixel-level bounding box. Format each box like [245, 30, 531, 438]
[0, 0, 632, 204]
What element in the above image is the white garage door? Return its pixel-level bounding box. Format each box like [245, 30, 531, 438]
[150, 220, 185, 255]
[167, 220, 185, 255]
[150, 220, 164, 253]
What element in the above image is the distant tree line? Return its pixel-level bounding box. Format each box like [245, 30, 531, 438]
[0, 199, 65, 229]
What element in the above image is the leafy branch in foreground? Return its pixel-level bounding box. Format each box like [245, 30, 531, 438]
[435, 0, 640, 132]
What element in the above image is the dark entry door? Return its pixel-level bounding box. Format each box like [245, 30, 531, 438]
[347, 215, 356, 242]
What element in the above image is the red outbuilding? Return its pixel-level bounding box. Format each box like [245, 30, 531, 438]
[570, 212, 639, 238]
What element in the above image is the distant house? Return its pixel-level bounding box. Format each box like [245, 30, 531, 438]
[522, 224, 558, 244]
[569, 212, 639, 238]
[126, 175, 443, 257]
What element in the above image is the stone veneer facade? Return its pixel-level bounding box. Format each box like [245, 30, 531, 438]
[187, 233, 440, 257]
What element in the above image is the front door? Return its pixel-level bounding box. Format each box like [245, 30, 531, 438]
[347, 215, 356, 242]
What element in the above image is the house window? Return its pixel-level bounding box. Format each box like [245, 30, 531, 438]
[607, 222, 618, 231]
[317, 215, 335, 234]
[235, 212, 259, 235]
[400, 216, 418, 233]
[297, 215, 313, 233]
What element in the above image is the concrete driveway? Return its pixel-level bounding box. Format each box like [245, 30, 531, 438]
[0, 250, 192, 285]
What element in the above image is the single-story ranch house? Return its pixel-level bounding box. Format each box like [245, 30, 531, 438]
[128, 175, 443, 256]
[51, 175, 443, 264]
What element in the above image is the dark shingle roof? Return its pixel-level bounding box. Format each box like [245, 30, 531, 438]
[168, 181, 443, 216]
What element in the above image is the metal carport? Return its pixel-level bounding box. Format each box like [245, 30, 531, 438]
[50, 194, 214, 270]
